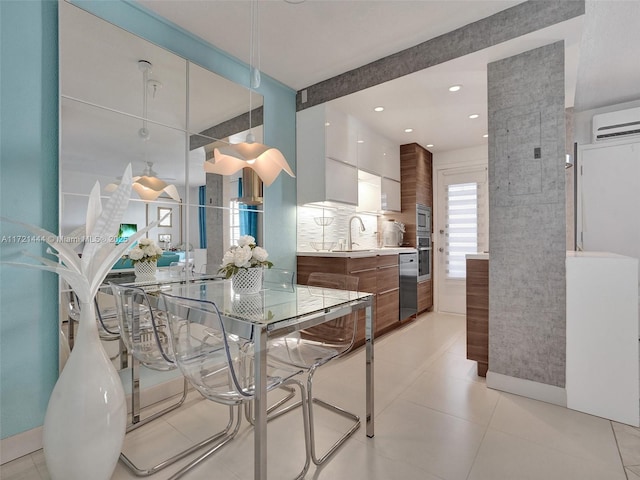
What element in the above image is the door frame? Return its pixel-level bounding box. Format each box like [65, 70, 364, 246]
[432, 156, 488, 313]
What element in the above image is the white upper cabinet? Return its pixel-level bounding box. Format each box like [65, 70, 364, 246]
[356, 170, 382, 213]
[381, 177, 401, 212]
[355, 121, 400, 182]
[381, 138, 401, 181]
[325, 106, 355, 165]
[355, 126, 378, 174]
[297, 104, 358, 206]
[297, 103, 400, 209]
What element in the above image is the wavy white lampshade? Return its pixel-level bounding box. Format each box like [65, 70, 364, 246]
[105, 162, 181, 202]
[132, 176, 181, 202]
[205, 138, 295, 187]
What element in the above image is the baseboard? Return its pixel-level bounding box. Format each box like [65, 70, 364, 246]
[487, 371, 567, 407]
[1, 426, 43, 465]
[1, 374, 186, 465]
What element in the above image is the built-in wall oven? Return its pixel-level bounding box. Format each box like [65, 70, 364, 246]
[416, 204, 432, 281]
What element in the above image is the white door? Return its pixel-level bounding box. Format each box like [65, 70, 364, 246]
[435, 166, 488, 314]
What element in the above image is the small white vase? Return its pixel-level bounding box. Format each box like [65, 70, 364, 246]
[43, 301, 126, 480]
[134, 259, 157, 280]
[232, 267, 263, 294]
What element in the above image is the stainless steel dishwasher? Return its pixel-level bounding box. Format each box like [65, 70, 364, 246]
[399, 251, 418, 320]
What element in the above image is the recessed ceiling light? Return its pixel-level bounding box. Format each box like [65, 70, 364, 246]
[469, 114, 479, 119]
[324, 122, 330, 127]
[404, 128, 413, 133]
[448, 85, 462, 92]
[483, 134, 489, 138]
[374, 106, 384, 112]
[426, 144, 434, 148]
[357, 140, 364, 144]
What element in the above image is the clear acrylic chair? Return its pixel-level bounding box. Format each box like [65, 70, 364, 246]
[65, 286, 125, 367]
[110, 284, 235, 477]
[268, 272, 361, 465]
[263, 267, 296, 292]
[158, 292, 311, 480]
[243, 268, 298, 424]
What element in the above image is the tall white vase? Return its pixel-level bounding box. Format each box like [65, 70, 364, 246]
[43, 301, 126, 480]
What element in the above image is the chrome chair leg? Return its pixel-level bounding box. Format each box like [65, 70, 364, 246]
[306, 367, 360, 466]
[244, 385, 297, 425]
[167, 379, 311, 480]
[120, 377, 237, 476]
[268, 366, 361, 466]
[120, 404, 239, 477]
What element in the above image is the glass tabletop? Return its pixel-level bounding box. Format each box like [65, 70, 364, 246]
[160, 280, 373, 330]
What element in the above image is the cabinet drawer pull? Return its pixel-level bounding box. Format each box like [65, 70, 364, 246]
[349, 268, 377, 274]
[377, 264, 398, 270]
[379, 288, 399, 295]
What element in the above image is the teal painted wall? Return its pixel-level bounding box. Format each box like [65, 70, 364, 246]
[0, 0, 296, 440]
[0, 0, 60, 439]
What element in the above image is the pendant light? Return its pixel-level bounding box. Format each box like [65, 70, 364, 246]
[203, 0, 295, 187]
[106, 61, 180, 202]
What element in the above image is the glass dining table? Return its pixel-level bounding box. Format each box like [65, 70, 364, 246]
[117, 274, 375, 480]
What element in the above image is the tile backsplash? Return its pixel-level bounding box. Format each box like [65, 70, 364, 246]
[297, 205, 379, 251]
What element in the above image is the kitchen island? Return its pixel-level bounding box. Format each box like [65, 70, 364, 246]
[466, 253, 489, 376]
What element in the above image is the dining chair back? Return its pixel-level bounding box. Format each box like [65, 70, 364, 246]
[263, 267, 296, 292]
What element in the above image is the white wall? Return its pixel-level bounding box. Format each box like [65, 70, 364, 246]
[433, 144, 488, 171]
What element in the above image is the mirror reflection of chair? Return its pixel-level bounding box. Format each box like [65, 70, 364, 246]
[268, 272, 361, 466]
[158, 292, 311, 480]
[65, 286, 122, 358]
[110, 284, 235, 477]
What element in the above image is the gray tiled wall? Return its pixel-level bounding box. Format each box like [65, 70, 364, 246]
[488, 42, 567, 388]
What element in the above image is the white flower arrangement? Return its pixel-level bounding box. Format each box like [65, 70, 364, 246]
[219, 235, 273, 279]
[123, 238, 163, 265]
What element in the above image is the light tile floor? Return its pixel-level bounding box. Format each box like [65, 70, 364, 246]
[2, 311, 638, 480]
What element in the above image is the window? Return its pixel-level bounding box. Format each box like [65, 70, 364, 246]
[445, 182, 485, 279]
[229, 199, 241, 246]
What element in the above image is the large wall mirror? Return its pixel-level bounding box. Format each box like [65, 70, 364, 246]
[58, 2, 264, 373]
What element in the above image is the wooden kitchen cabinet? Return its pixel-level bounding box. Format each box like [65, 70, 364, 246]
[297, 253, 401, 347]
[417, 279, 432, 313]
[382, 143, 433, 311]
[376, 255, 400, 334]
[466, 258, 489, 376]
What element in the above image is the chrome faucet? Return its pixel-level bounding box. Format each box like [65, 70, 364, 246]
[347, 216, 366, 251]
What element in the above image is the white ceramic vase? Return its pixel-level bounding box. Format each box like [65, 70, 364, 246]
[134, 259, 157, 280]
[43, 301, 126, 480]
[232, 267, 263, 294]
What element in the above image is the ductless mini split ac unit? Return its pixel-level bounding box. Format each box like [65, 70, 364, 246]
[592, 107, 640, 142]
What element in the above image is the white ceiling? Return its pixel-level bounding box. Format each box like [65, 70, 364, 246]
[137, 0, 640, 154]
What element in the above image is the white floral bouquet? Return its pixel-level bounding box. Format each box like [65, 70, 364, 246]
[123, 238, 163, 265]
[219, 235, 273, 279]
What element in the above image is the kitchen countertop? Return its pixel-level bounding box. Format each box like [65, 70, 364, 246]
[466, 253, 489, 260]
[297, 247, 417, 258]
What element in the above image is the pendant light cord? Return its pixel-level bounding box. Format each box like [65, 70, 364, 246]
[247, 0, 261, 142]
